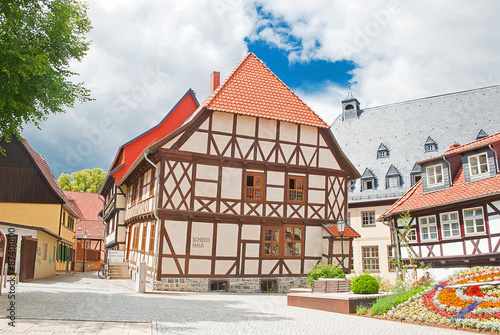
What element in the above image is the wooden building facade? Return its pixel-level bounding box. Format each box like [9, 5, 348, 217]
[119, 53, 360, 292]
[379, 133, 500, 280]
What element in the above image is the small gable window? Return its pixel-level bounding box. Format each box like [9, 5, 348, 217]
[424, 137, 437, 152]
[361, 168, 376, 191]
[377, 144, 388, 159]
[426, 164, 443, 186]
[469, 153, 489, 177]
[410, 164, 422, 186]
[476, 129, 488, 140]
[385, 165, 401, 189]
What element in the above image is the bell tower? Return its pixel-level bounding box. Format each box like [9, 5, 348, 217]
[342, 86, 360, 121]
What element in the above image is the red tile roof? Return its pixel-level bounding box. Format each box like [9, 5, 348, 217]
[203, 53, 329, 129]
[63, 191, 102, 221]
[23, 140, 80, 218]
[444, 133, 500, 156]
[380, 133, 500, 220]
[323, 224, 360, 238]
[63, 191, 104, 239]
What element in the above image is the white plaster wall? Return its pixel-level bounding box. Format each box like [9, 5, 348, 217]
[488, 214, 500, 234]
[258, 119, 277, 139]
[465, 238, 489, 254]
[180, 132, 208, 153]
[267, 171, 284, 185]
[215, 260, 234, 275]
[245, 243, 259, 257]
[188, 259, 211, 274]
[267, 187, 284, 202]
[300, 125, 317, 145]
[164, 220, 188, 255]
[190, 222, 213, 256]
[304, 259, 318, 273]
[195, 181, 217, 198]
[261, 259, 278, 274]
[305, 226, 323, 257]
[216, 223, 238, 257]
[221, 167, 241, 199]
[212, 112, 234, 133]
[236, 115, 255, 136]
[196, 164, 218, 180]
[241, 224, 260, 240]
[280, 122, 298, 142]
[318, 148, 340, 169]
[441, 242, 463, 256]
[161, 258, 178, 275]
[285, 259, 301, 273]
[309, 175, 325, 189]
[308, 190, 325, 203]
[162, 133, 182, 149]
[245, 260, 259, 274]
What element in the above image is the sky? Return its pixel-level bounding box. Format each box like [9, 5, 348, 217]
[21, 0, 500, 178]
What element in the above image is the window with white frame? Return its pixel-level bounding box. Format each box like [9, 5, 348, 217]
[440, 212, 460, 238]
[426, 165, 443, 186]
[363, 179, 374, 190]
[362, 246, 379, 272]
[361, 211, 376, 226]
[469, 153, 489, 177]
[463, 208, 485, 235]
[387, 176, 399, 188]
[399, 228, 417, 242]
[419, 216, 438, 240]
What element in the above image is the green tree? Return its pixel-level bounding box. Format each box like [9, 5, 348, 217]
[58, 168, 106, 193]
[0, 0, 92, 153]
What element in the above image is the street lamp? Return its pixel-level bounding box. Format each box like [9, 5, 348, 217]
[336, 219, 346, 273]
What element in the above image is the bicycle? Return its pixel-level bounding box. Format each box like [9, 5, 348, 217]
[97, 261, 108, 279]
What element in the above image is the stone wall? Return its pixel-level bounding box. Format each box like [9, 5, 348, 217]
[154, 276, 308, 293]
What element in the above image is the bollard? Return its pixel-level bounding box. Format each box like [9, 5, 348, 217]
[136, 262, 146, 293]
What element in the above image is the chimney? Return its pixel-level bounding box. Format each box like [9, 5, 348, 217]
[210, 71, 220, 94]
[449, 142, 460, 150]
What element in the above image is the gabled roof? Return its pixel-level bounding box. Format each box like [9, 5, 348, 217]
[202, 53, 329, 129]
[22, 140, 80, 218]
[379, 133, 500, 220]
[322, 224, 361, 238]
[386, 165, 400, 177]
[63, 191, 102, 221]
[102, 89, 199, 190]
[411, 163, 421, 174]
[378, 143, 388, 151]
[361, 168, 375, 179]
[477, 129, 488, 140]
[425, 136, 436, 145]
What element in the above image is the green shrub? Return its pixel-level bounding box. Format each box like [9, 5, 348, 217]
[307, 262, 345, 287]
[370, 287, 426, 315]
[351, 274, 380, 294]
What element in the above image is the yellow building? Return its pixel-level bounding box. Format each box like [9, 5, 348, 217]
[0, 138, 80, 280]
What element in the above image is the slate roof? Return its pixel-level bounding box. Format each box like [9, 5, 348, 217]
[322, 224, 361, 238]
[379, 133, 500, 219]
[64, 191, 104, 239]
[331, 85, 500, 204]
[203, 53, 329, 129]
[23, 140, 80, 218]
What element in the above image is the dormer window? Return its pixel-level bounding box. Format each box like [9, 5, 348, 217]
[410, 164, 422, 186]
[377, 144, 388, 159]
[361, 168, 376, 191]
[476, 129, 488, 140]
[385, 165, 401, 189]
[426, 164, 443, 186]
[424, 137, 437, 152]
[469, 153, 488, 177]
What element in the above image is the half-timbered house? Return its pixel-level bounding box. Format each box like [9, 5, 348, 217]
[120, 53, 360, 293]
[379, 133, 500, 280]
[99, 89, 199, 254]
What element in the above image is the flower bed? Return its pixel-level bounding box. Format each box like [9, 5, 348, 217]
[386, 267, 500, 333]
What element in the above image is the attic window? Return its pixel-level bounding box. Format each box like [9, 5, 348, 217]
[385, 165, 401, 189]
[410, 164, 422, 186]
[377, 144, 388, 159]
[360, 168, 376, 191]
[424, 137, 437, 152]
[476, 129, 488, 140]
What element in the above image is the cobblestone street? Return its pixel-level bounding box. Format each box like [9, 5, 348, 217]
[0, 272, 466, 334]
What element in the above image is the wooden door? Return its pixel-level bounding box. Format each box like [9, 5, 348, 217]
[20, 237, 37, 282]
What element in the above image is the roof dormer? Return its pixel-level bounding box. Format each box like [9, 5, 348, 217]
[424, 136, 437, 152]
[360, 168, 376, 191]
[377, 143, 389, 159]
[476, 129, 488, 140]
[385, 165, 401, 189]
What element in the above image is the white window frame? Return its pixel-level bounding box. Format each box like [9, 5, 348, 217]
[399, 228, 417, 243]
[362, 246, 379, 272]
[440, 211, 460, 238]
[463, 207, 486, 235]
[387, 176, 399, 188]
[363, 179, 374, 190]
[426, 164, 444, 187]
[361, 211, 376, 226]
[468, 153, 489, 178]
[419, 215, 438, 241]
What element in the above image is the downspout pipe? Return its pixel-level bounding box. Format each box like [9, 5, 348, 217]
[144, 148, 161, 291]
[442, 155, 453, 186]
[382, 219, 402, 282]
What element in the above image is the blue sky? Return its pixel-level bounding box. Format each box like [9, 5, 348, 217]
[20, 0, 500, 178]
